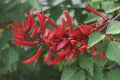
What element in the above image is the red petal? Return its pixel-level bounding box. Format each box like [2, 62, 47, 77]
[23, 46, 43, 64]
[12, 31, 26, 41]
[14, 19, 23, 29]
[47, 30, 57, 39]
[78, 41, 87, 52]
[28, 14, 34, 27]
[91, 46, 97, 57]
[79, 26, 90, 36]
[43, 48, 53, 63]
[45, 17, 58, 29]
[81, 24, 93, 31]
[13, 39, 39, 46]
[57, 45, 71, 56]
[50, 56, 65, 65]
[44, 29, 51, 38]
[66, 50, 78, 61]
[100, 52, 105, 60]
[37, 12, 45, 34]
[29, 22, 37, 39]
[69, 29, 81, 37]
[22, 19, 27, 30]
[57, 40, 69, 51]
[70, 40, 77, 46]
[86, 5, 108, 20]
[43, 38, 53, 46]
[26, 15, 34, 32]
[10, 24, 18, 31]
[57, 18, 66, 36]
[64, 12, 73, 32]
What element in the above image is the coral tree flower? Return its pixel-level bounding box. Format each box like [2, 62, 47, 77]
[11, 5, 109, 65]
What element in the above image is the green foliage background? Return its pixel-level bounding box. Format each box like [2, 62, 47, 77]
[0, 0, 120, 80]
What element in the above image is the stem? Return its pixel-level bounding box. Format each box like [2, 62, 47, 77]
[111, 13, 120, 21]
[98, 13, 120, 32]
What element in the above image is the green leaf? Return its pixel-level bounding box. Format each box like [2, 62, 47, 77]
[102, 1, 120, 13]
[105, 70, 120, 80]
[60, 66, 78, 80]
[88, 32, 105, 48]
[1, 47, 19, 71]
[106, 21, 120, 34]
[28, 0, 42, 11]
[84, 12, 99, 23]
[93, 56, 107, 68]
[0, 28, 13, 48]
[93, 65, 105, 80]
[79, 54, 94, 76]
[60, 66, 85, 80]
[91, 0, 103, 3]
[106, 41, 120, 65]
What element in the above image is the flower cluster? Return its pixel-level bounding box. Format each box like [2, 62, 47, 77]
[11, 5, 110, 65]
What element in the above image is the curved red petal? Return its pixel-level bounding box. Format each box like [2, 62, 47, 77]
[23, 46, 43, 64]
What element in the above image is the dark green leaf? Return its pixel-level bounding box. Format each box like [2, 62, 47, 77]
[61, 65, 85, 80]
[79, 54, 94, 76]
[1, 47, 19, 71]
[105, 70, 120, 80]
[93, 65, 105, 80]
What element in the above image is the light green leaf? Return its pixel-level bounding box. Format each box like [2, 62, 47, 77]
[28, 0, 42, 11]
[79, 54, 94, 76]
[84, 12, 99, 23]
[106, 21, 120, 34]
[102, 1, 120, 13]
[91, 0, 103, 3]
[60, 66, 85, 80]
[106, 41, 120, 65]
[88, 32, 105, 48]
[105, 70, 120, 80]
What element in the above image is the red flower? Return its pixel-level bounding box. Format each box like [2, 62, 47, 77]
[11, 5, 109, 65]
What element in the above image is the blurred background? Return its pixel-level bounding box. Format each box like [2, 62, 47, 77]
[0, 0, 120, 80]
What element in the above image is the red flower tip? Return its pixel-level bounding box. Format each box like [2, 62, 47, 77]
[100, 52, 105, 60]
[66, 50, 77, 61]
[13, 39, 39, 46]
[78, 41, 87, 52]
[14, 19, 23, 29]
[28, 14, 34, 27]
[57, 40, 69, 51]
[91, 46, 97, 57]
[43, 48, 53, 63]
[43, 38, 54, 46]
[64, 11, 73, 32]
[44, 29, 51, 38]
[50, 56, 65, 65]
[57, 45, 71, 56]
[23, 46, 43, 64]
[85, 5, 108, 21]
[29, 22, 37, 39]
